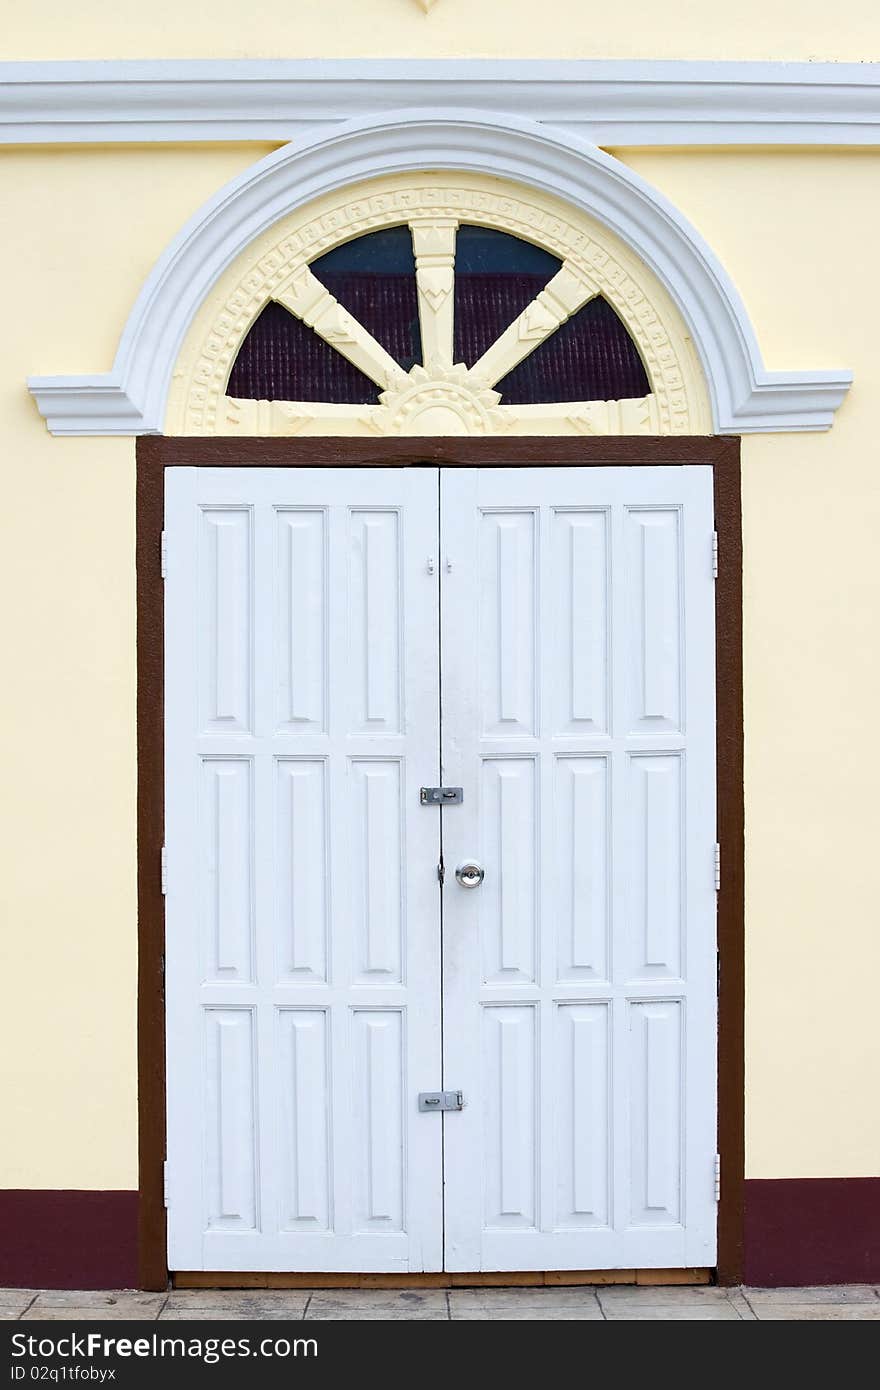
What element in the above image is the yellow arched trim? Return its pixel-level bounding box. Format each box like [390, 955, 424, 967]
[167, 171, 712, 437]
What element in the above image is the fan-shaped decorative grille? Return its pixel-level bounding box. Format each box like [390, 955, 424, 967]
[222, 220, 656, 436]
[229, 224, 650, 420]
[169, 174, 711, 436]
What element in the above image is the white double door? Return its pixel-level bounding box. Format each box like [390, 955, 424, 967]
[165, 464, 717, 1274]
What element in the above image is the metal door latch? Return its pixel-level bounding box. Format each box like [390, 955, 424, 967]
[418, 1090, 464, 1112]
[420, 786, 463, 805]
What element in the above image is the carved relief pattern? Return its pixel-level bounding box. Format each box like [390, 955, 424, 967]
[170, 177, 710, 438]
[472, 260, 598, 386]
[412, 218, 457, 372]
[275, 264, 406, 391]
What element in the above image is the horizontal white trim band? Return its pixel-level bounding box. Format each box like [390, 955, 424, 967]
[2, 59, 880, 146]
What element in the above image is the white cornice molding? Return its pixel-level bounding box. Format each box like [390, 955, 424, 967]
[2, 59, 880, 146]
[26, 379, 146, 435]
[27, 112, 852, 436]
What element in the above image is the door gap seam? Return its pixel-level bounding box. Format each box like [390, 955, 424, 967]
[437, 465, 447, 1272]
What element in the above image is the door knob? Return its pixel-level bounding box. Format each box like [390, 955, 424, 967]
[455, 860, 484, 889]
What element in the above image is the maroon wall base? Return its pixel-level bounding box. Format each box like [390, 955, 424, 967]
[745, 1178, 880, 1286]
[2, 1182, 877, 1288]
[0, 1191, 139, 1289]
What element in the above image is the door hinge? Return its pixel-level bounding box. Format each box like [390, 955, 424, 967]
[437, 857, 445, 886]
[163, 1160, 170, 1208]
[712, 530, 718, 579]
[160, 530, 168, 579]
[418, 1090, 464, 1112]
[714, 842, 721, 892]
[714, 1153, 721, 1202]
[161, 845, 168, 896]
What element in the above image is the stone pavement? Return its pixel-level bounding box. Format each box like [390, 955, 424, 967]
[3, 1285, 880, 1320]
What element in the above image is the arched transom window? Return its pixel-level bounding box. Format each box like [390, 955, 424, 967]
[168, 174, 711, 436]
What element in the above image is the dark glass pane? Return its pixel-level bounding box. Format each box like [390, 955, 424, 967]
[227, 301, 379, 405]
[311, 225, 420, 373]
[495, 297, 650, 404]
[454, 225, 561, 365]
[454, 223, 561, 276]
[311, 225, 415, 274]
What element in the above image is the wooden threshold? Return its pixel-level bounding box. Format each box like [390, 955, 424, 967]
[174, 1268, 712, 1290]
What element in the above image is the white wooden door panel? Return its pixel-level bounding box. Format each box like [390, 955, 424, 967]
[440, 466, 717, 1271]
[165, 466, 443, 1272]
[166, 461, 718, 1275]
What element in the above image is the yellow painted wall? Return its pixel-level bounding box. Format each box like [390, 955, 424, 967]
[1, 143, 878, 1188]
[1, 0, 878, 61]
[0, 145, 275, 1189]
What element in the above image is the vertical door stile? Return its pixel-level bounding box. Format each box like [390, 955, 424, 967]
[608, 498, 630, 1246]
[438, 468, 484, 1273]
[403, 466, 445, 1272]
[681, 468, 719, 1266]
[164, 466, 203, 1267]
[326, 497, 352, 1243]
[252, 498, 275, 1260]
[537, 498, 555, 1240]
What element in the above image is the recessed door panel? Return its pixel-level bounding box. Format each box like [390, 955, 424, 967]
[554, 1002, 610, 1230]
[480, 757, 538, 985]
[275, 758, 328, 985]
[275, 509, 327, 733]
[550, 508, 609, 735]
[277, 1008, 331, 1232]
[198, 507, 252, 734]
[554, 755, 610, 984]
[200, 758, 254, 985]
[479, 510, 537, 737]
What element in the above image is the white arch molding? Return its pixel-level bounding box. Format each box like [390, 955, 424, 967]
[28, 112, 852, 436]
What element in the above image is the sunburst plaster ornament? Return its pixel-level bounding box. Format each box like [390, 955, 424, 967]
[378, 364, 503, 435]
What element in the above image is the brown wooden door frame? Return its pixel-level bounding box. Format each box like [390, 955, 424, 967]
[136, 435, 744, 1290]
